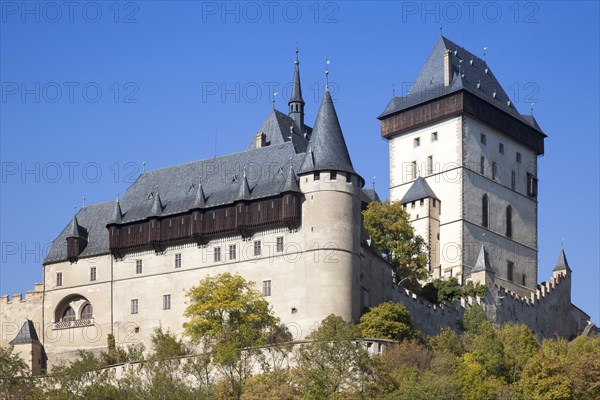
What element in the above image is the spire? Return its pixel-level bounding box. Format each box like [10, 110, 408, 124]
[288, 46, 305, 132]
[192, 182, 206, 209]
[553, 248, 572, 272]
[472, 245, 493, 273]
[67, 214, 83, 239]
[236, 169, 251, 201]
[148, 193, 163, 217]
[281, 165, 300, 193]
[9, 320, 40, 345]
[299, 89, 361, 184]
[109, 199, 123, 225]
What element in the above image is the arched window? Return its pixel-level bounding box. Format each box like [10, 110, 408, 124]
[482, 194, 489, 228]
[506, 206, 513, 238]
[81, 303, 93, 320]
[61, 307, 76, 322]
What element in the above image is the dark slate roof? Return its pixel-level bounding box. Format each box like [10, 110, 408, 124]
[553, 248, 572, 272]
[289, 50, 304, 104]
[280, 165, 300, 193]
[361, 188, 381, 204]
[44, 142, 306, 264]
[66, 215, 86, 239]
[148, 193, 164, 217]
[400, 177, 438, 203]
[9, 320, 41, 345]
[246, 109, 311, 153]
[378, 36, 545, 135]
[472, 245, 494, 273]
[109, 200, 123, 225]
[299, 90, 362, 183]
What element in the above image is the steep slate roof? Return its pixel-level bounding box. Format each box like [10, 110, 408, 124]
[289, 49, 304, 104]
[66, 215, 86, 239]
[472, 245, 494, 273]
[246, 109, 311, 153]
[553, 248, 572, 272]
[9, 320, 41, 345]
[378, 36, 545, 135]
[361, 188, 381, 204]
[109, 199, 123, 225]
[299, 89, 361, 181]
[400, 177, 438, 203]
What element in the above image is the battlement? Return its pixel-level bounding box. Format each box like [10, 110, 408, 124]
[1, 283, 43, 304]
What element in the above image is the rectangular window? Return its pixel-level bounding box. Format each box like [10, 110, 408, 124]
[254, 240, 261, 256]
[511, 170, 516, 190]
[345, 173, 352, 183]
[56, 272, 63, 287]
[262, 280, 271, 297]
[414, 137, 420, 147]
[431, 131, 438, 141]
[229, 244, 237, 260]
[527, 173, 538, 197]
[492, 162, 497, 180]
[522, 274, 527, 286]
[480, 133, 487, 145]
[214, 247, 221, 262]
[276, 237, 284, 253]
[90, 267, 96, 282]
[507, 261, 514, 282]
[499, 143, 504, 154]
[427, 155, 433, 175]
[411, 201, 415, 209]
[411, 161, 417, 180]
[163, 294, 171, 310]
[131, 299, 138, 314]
[174, 253, 182, 268]
[480, 155, 485, 175]
[314, 172, 320, 181]
[432, 199, 437, 208]
[135, 259, 142, 274]
[330, 171, 337, 181]
[419, 199, 424, 206]
[516, 152, 522, 163]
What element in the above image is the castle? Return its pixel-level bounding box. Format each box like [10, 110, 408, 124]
[0, 37, 592, 374]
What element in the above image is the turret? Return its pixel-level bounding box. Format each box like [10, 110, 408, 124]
[288, 48, 305, 135]
[469, 245, 495, 287]
[148, 192, 163, 247]
[10, 319, 44, 376]
[66, 214, 87, 263]
[552, 248, 572, 280]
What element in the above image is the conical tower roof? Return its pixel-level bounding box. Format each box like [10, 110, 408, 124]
[553, 248, 572, 272]
[148, 193, 163, 217]
[9, 319, 40, 345]
[66, 215, 84, 239]
[299, 89, 360, 182]
[472, 245, 493, 273]
[289, 48, 304, 105]
[109, 199, 123, 225]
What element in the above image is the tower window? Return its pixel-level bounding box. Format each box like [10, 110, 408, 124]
[499, 143, 504, 154]
[346, 173, 352, 183]
[131, 299, 138, 314]
[480, 156, 485, 175]
[432, 199, 437, 208]
[420, 199, 424, 206]
[507, 261, 514, 282]
[314, 172, 320, 181]
[229, 244, 237, 260]
[81, 303, 93, 320]
[90, 267, 96, 282]
[262, 280, 271, 297]
[411, 161, 417, 180]
[482, 194, 489, 228]
[492, 162, 498, 180]
[516, 152, 522, 163]
[411, 201, 415, 209]
[480, 133, 487, 145]
[522, 274, 527, 286]
[431, 131, 438, 141]
[163, 294, 171, 310]
[511, 170, 516, 190]
[276, 237, 284, 252]
[506, 206, 513, 238]
[414, 137, 420, 147]
[214, 247, 221, 262]
[175, 253, 182, 268]
[427, 156, 433, 175]
[56, 272, 63, 287]
[254, 240, 262, 256]
[330, 171, 337, 181]
[136, 260, 143, 274]
[527, 173, 537, 197]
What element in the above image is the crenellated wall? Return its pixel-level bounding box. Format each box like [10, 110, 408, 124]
[0, 283, 44, 347]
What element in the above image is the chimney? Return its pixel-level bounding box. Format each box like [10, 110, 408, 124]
[255, 132, 265, 148]
[443, 50, 452, 87]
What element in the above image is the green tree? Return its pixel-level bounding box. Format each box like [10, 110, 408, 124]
[183, 273, 285, 399]
[567, 336, 600, 399]
[294, 315, 372, 399]
[499, 323, 539, 385]
[362, 200, 428, 290]
[0, 345, 30, 400]
[358, 302, 420, 341]
[520, 339, 574, 400]
[461, 303, 489, 334]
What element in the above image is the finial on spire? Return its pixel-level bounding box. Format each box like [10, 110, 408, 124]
[116, 193, 120, 201]
[483, 46, 487, 61]
[439, 26, 442, 37]
[392, 84, 395, 97]
[272, 92, 278, 109]
[73, 205, 77, 214]
[530, 103, 534, 116]
[243, 166, 247, 178]
[372, 176, 376, 191]
[325, 59, 330, 91]
[295, 43, 299, 64]
[82, 196, 86, 207]
[142, 161, 146, 172]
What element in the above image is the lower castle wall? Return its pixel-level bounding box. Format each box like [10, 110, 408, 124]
[0, 283, 44, 347]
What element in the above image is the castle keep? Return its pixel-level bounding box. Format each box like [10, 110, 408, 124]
[0, 38, 591, 373]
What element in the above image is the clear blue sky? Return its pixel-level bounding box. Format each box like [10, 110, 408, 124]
[1, 1, 598, 322]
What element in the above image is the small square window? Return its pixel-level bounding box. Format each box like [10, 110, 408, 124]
[90, 267, 96, 282]
[414, 137, 421, 147]
[346, 173, 352, 183]
[56, 272, 63, 287]
[135, 260, 143, 274]
[254, 240, 262, 256]
[229, 244, 237, 260]
[419, 199, 424, 206]
[163, 294, 171, 310]
[174, 253, 182, 268]
[516, 152, 522, 163]
[431, 132, 438, 141]
[330, 171, 337, 181]
[131, 299, 138, 314]
[499, 143, 504, 154]
[214, 247, 221, 262]
[276, 237, 284, 253]
[480, 133, 487, 145]
[262, 280, 271, 297]
[314, 172, 320, 181]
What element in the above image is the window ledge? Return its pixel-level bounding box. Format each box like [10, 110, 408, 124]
[53, 318, 94, 330]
